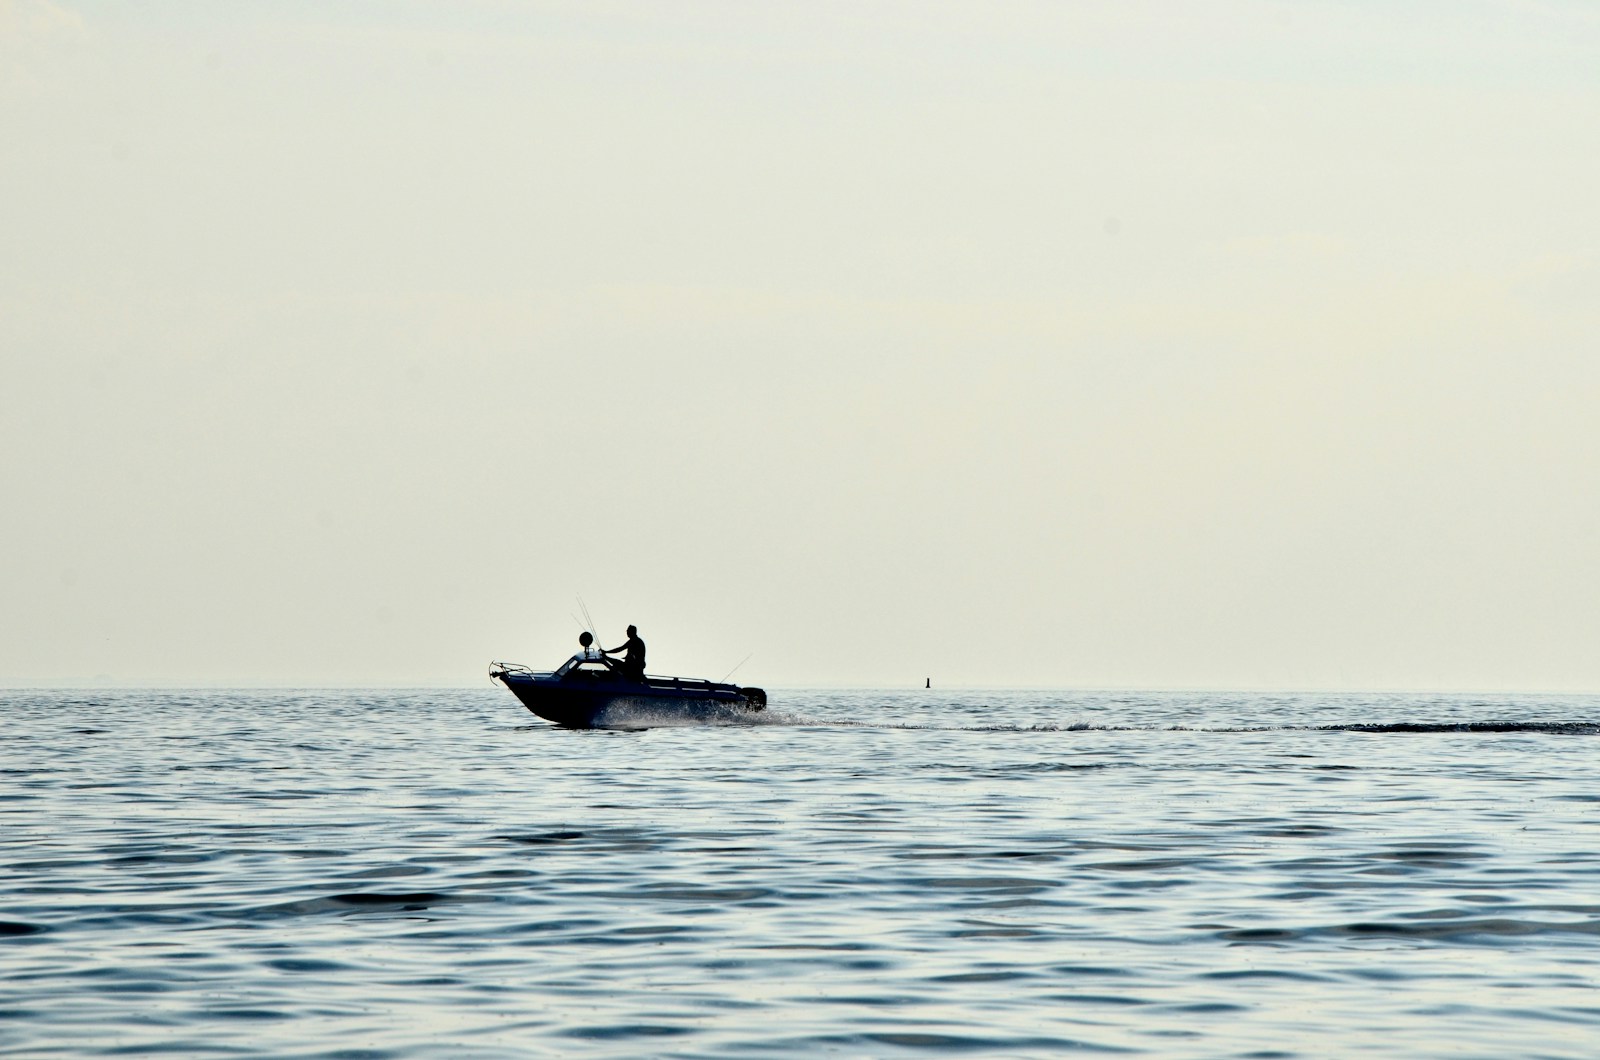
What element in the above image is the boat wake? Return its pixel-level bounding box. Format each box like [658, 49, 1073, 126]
[588, 704, 803, 729]
[567, 711, 1599, 735]
[781, 719, 1600, 736]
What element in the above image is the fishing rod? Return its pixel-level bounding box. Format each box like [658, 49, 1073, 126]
[576, 596, 601, 641]
[720, 652, 754, 684]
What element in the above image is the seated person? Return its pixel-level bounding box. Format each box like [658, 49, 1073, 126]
[604, 624, 647, 682]
[554, 631, 612, 677]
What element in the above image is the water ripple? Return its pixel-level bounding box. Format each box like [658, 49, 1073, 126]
[1, 687, 1597, 1057]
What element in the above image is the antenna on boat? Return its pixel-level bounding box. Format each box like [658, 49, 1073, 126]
[720, 652, 753, 683]
[576, 596, 601, 640]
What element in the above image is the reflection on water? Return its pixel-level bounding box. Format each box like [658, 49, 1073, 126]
[2, 688, 1598, 1057]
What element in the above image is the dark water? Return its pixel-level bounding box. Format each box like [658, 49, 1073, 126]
[3, 688, 1598, 1057]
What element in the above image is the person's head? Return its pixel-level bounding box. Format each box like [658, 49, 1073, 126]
[578, 631, 593, 647]
[626, 625, 637, 637]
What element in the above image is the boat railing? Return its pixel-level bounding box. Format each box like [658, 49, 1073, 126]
[489, 661, 545, 680]
[493, 661, 735, 693]
[642, 675, 736, 693]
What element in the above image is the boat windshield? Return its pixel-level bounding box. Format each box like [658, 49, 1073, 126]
[554, 656, 615, 679]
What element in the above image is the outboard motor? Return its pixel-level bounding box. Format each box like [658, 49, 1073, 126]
[739, 687, 767, 711]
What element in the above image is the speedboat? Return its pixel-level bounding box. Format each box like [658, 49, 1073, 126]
[490, 657, 767, 728]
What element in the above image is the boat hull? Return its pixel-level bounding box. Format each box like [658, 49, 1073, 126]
[491, 668, 766, 728]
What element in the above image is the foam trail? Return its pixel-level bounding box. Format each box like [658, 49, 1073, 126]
[752, 719, 1600, 736]
[590, 704, 806, 729]
[577, 699, 1599, 735]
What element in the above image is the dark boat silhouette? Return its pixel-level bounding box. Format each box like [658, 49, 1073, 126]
[490, 658, 767, 728]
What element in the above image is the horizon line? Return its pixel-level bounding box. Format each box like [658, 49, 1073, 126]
[3, 682, 1597, 697]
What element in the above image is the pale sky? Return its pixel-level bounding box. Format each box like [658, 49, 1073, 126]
[3, 1, 1597, 689]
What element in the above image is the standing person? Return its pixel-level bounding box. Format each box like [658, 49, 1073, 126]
[605, 625, 646, 682]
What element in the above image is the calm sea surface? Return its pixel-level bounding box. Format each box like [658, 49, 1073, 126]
[3, 688, 1598, 1057]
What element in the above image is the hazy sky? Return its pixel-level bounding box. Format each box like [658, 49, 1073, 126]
[3, 1, 1597, 689]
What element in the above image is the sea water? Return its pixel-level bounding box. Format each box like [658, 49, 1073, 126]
[2, 688, 1597, 1057]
